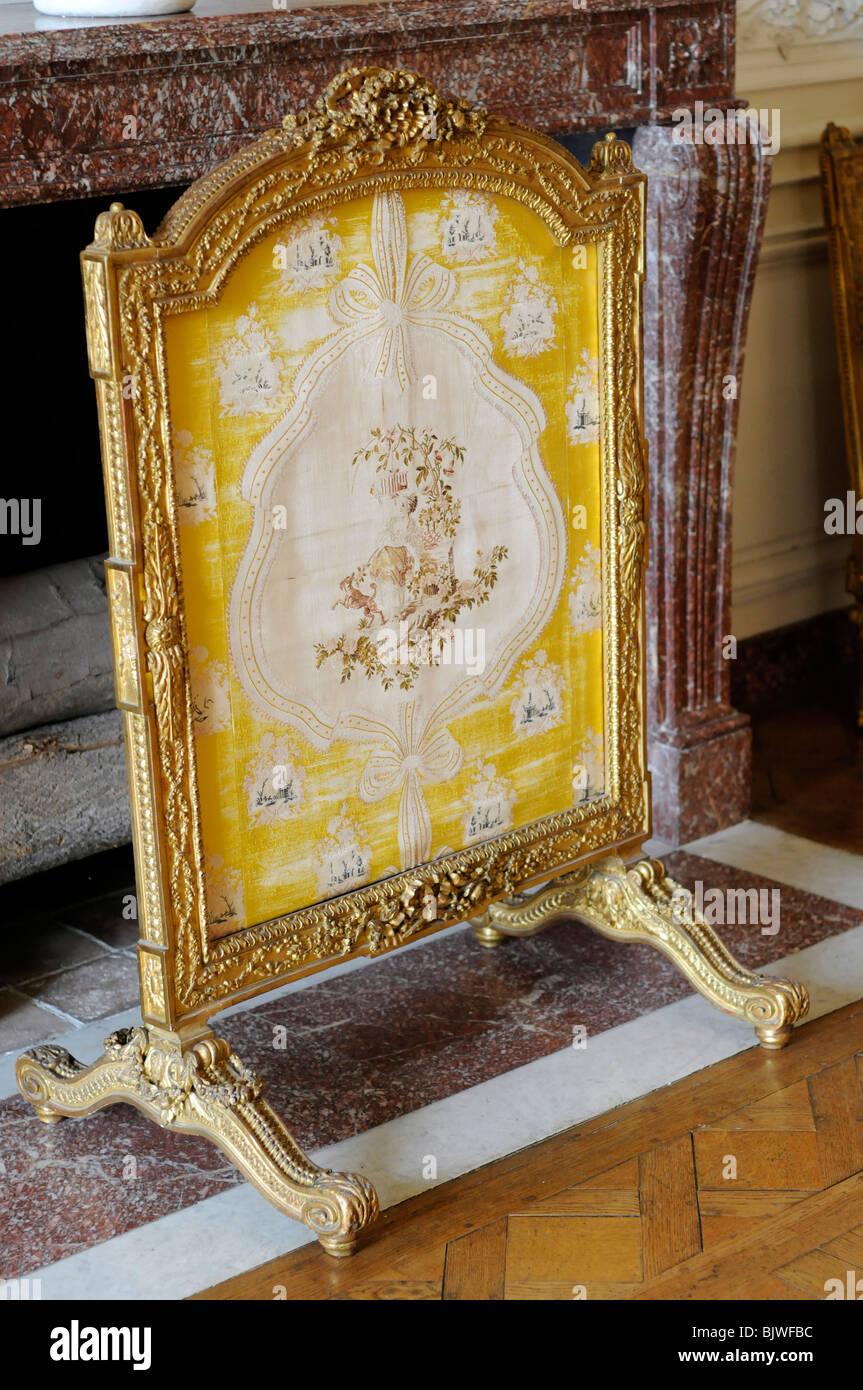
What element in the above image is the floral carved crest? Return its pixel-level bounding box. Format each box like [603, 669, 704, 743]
[282, 67, 488, 160]
[92, 202, 153, 252]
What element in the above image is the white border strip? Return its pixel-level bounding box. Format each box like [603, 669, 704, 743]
[686, 822, 863, 911]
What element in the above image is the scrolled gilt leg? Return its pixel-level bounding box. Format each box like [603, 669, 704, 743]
[16, 1026, 378, 1256]
[482, 854, 809, 1048]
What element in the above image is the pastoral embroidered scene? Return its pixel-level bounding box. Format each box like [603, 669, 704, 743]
[439, 190, 498, 263]
[566, 349, 601, 446]
[173, 430, 217, 525]
[215, 304, 283, 418]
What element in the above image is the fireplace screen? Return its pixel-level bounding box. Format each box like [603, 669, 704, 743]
[16, 71, 806, 1258]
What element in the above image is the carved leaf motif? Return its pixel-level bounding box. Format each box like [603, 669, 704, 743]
[588, 132, 635, 179]
[617, 412, 646, 593]
[82, 260, 111, 374]
[282, 67, 487, 158]
[92, 202, 153, 251]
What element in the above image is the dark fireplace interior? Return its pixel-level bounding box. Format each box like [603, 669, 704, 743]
[2, 185, 184, 580]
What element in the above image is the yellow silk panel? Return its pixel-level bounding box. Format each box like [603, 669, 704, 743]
[163, 187, 605, 937]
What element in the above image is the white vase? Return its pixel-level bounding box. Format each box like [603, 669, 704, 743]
[34, 0, 194, 15]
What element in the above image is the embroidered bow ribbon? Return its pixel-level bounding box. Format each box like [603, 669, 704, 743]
[359, 703, 462, 868]
[329, 192, 455, 390]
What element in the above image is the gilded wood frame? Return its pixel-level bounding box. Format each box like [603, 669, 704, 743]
[821, 122, 863, 726]
[82, 70, 650, 1033]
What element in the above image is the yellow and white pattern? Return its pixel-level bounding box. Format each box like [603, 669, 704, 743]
[164, 185, 605, 938]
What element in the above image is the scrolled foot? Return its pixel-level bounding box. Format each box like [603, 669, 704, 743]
[479, 855, 809, 1047]
[298, 1167, 380, 1253]
[17, 1025, 379, 1256]
[471, 919, 507, 948]
[754, 1023, 794, 1050]
[17, 1043, 86, 1123]
[746, 977, 810, 1050]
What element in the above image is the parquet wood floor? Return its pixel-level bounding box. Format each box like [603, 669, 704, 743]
[193, 1000, 863, 1301]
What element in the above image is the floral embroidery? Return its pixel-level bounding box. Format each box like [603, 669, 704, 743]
[569, 542, 603, 635]
[511, 650, 565, 737]
[461, 760, 515, 844]
[314, 804, 373, 899]
[189, 646, 231, 733]
[440, 190, 498, 263]
[205, 854, 244, 930]
[501, 259, 558, 358]
[215, 303, 282, 418]
[315, 425, 507, 692]
[572, 726, 605, 803]
[566, 349, 601, 446]
[173, 430, 216, 525]
[244, 733, 305, 825]
[275, 214, 342, 291]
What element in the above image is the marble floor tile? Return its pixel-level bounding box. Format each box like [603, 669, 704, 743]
[0, 920, 110, 988]
[0, 989, 75, 1053]
[18, 952, 139, 1022]
[687, 823, 863, 912]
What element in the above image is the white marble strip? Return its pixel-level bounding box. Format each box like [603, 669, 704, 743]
[686, 822, 863, 911]
[18, 917, 863, 1301]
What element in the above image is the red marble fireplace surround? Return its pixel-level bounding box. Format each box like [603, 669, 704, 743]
[0, 0, 763, 843]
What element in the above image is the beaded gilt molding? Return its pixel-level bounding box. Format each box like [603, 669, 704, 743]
[82, 68, 649, 1030]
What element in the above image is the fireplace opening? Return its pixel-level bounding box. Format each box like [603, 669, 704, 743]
[0, 185, 183, 886]
[1, 185, 184, 581]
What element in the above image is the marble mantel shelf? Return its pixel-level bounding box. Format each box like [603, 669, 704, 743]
[0, 0, 736, 206]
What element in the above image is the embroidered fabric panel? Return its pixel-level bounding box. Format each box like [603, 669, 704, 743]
[164, 187, 605, 939]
